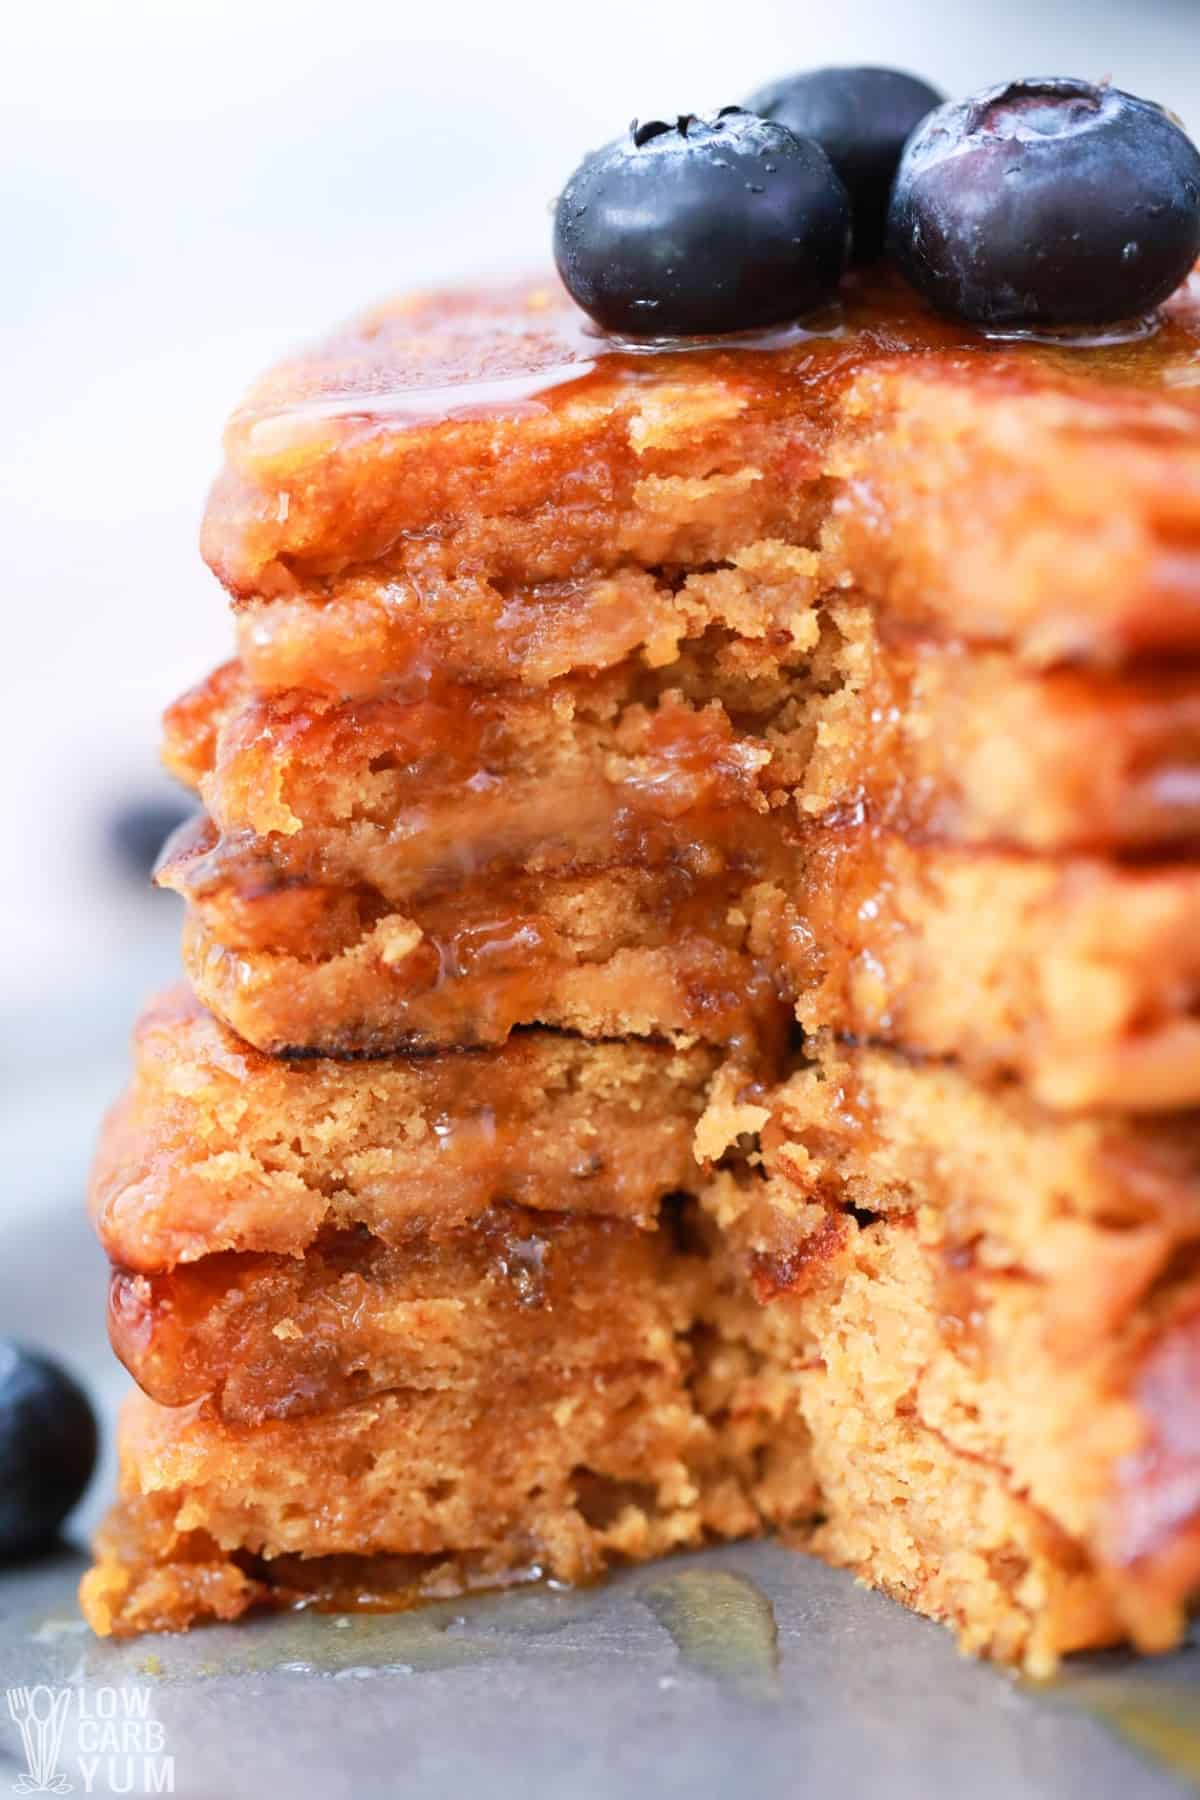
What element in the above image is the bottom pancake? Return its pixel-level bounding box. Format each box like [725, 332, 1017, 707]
[81, 1222, 812, 1637]
[81, 1202, 1181, 1669]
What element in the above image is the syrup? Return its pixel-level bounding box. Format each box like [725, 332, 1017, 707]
[236, 265, 1200, 461]
[247, 357, 600, 448]
[1029, 1670, 1200, 1787]
[242, 291, 857, 453]
[586, 303, 846, 357]
[642, 1567, 780, 1700]
[107, 1208, 685, 1422]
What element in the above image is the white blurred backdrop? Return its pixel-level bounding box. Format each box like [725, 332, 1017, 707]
[1, 0, 1198, 1051]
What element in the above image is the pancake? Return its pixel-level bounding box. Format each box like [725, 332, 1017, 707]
[80, 1216, 807, 1640]
[160, 815, 1200, 1112]
[83, 1145, 1200, 1670]
[91, 988, 718, 1272]
[106, 1207, 708, 1425]
[170, 628, 1200, 863]
[202, 266, 1200, 683]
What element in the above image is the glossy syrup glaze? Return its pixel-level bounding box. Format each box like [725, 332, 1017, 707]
[105, 1209, 681, 1424]
[233, 267, 1200, 454]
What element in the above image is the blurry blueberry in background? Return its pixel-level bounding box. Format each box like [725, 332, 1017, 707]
[0, 1342, 98, 1560]
[105, 792, 195, 882]
[745, 66, 943, 258]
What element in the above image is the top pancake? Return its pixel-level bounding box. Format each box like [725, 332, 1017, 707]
[203, 266, 1200, 686]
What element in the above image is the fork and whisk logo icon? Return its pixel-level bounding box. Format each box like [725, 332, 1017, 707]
[5, 1688, 73, 1795]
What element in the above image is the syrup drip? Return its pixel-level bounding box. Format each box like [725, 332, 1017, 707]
[244, 300, 852, 448]
[248, 357, 598, 441]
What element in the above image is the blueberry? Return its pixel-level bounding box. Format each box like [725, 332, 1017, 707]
[745, 66, 942, 260]
[887, 77, 1200, 328]
[553, 108, 850, 336]
[105, 793, 196, 881]
[0, 1343, 98, 1559]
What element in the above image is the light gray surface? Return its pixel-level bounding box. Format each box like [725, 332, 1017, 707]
[1, 1048, 1200, 1799]
[1, 1540, 1199, 1800]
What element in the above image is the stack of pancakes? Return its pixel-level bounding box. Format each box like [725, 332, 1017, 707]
[82, 266, 1200, 1673]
